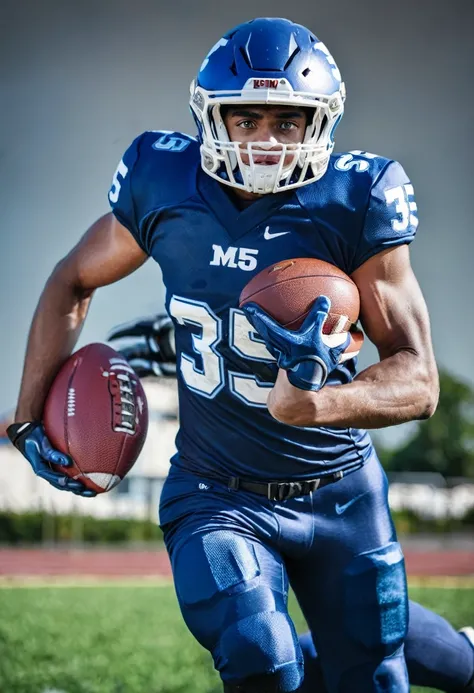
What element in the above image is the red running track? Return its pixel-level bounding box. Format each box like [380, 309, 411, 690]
[0, 548, 473, 578]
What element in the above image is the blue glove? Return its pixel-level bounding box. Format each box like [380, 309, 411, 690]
[7, 422, 97, 497]
[242, 296, 350, 392]
[107, 314, 176, 378]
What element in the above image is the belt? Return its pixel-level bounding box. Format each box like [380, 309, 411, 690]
[227, 470, 345, 501]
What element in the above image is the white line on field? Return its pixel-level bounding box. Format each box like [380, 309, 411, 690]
[0, 575, 173, 589]
[0, 576, 473, 589]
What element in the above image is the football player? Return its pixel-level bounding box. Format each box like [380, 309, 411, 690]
[7, 16, 459, 692]
[109, 314, 474, 693]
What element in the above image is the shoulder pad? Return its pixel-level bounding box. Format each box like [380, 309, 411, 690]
[296, 151, 417, 273]
[108, 130, 200, 253]
[329, 151, 418, 271]
[133, 130, 200, 209]
[330, 150, 393, 181]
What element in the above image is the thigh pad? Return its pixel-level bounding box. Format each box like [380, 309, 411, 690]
[343, 541, 408, 653]
[173, 529, 261, 607]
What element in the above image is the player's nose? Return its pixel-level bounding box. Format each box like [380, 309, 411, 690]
[255, 137, 280, 150]
[248, 136, 284, 164]
[250, 143, 283, 165]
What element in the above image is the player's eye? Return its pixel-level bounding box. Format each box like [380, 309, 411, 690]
[237, 120, 256, 129]
[279, 121, 298, 131]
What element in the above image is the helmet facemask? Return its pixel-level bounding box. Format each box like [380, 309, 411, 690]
[190, 79, 345, 194]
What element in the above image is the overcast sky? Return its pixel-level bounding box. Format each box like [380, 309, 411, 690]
[1, 0, 473, 445]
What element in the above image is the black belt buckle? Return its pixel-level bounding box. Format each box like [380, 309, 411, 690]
[267, 480, 318, 501]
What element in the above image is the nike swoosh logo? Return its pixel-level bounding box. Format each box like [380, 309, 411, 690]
[263, 226, 290, 240]
[335, 492, 368, 515]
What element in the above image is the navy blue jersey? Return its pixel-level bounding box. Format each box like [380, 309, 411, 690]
[109, 131, 418, 480]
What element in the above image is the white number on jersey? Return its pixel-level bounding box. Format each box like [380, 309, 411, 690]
[228, 309, 275, 406]
[384, 183, 418, 232]
[108, 160, 129, 204]
[168, 297, 275, 407]
[168, 296, 224, 398]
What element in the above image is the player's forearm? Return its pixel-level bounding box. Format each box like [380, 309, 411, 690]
[15, 267, 93, 422]
[267, 351, 439, 429]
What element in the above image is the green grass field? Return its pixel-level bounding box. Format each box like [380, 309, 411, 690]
[0, 582, 472, 693]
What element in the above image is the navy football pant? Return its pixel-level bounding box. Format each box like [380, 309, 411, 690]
[300, 601, 474, 691]
[160, 454, 409, 692]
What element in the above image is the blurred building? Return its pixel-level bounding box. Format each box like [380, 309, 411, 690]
[0, 379, 178, 521]
[1, 381, 474, 523]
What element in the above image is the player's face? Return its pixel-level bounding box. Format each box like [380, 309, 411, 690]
[223, 106, 309, 168]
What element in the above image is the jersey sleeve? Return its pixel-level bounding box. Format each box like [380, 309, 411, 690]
[108, 134, 148, 253]
[351, 161, 418, 271]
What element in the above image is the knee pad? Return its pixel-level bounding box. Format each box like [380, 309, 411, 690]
[172, 530, 302, 689]
[343, 541, 408, 655]
[339, 647, 409, 693]
[219, 610, 303, 691]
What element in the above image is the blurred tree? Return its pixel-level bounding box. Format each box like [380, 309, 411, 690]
[372, 438, 394, 469]
[385, 370, 474, 477]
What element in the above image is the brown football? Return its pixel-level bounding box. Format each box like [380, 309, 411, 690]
[239, 257, 364, 361]
[43, 343, 148, 493]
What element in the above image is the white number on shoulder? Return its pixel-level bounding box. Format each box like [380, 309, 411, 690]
[384, 183, 418, 232]
[334, 151, 377, 173]
[108, 160, 129, 204]
[152, 133, 191, 153]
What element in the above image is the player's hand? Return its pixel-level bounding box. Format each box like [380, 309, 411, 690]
[7, 422, 97, 497]
[242, 296, 350, 392]
[107, 314, 176, 378]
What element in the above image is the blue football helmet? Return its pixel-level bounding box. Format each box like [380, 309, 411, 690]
[190, 17, 345, 194]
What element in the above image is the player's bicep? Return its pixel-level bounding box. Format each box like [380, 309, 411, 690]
[351, 245, 434, 362]
[57, 213, 148, 292]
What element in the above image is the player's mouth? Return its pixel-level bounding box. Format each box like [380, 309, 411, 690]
[251, 154, 281, 165]
[239, 150, 287, 165]
[241, 154, 299, 169]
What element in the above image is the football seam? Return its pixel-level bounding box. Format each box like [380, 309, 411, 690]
[111, 373, 140, 487]
[239, 273, 357, 306]
[283, 310, 352, 332]
[114, 427, 129, 487]
[64, 356, 82, 459]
